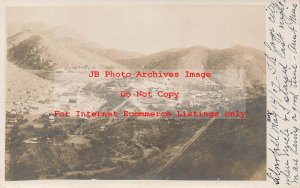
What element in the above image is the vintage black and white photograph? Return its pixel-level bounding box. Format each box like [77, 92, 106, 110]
[5, 5, 268, 181]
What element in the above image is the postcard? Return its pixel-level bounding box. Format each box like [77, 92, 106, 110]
[0, 0, 299, 188]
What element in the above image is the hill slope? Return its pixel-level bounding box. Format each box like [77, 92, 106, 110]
[117, 45, 265, 89]
[7, 22, 144, 70]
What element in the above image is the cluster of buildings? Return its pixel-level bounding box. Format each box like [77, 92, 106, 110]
[7, 99, 40, 116]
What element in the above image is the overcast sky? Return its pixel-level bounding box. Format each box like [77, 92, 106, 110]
[7, 6, 265, 54]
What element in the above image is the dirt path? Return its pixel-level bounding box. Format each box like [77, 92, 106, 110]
[88, 98, 130, 125]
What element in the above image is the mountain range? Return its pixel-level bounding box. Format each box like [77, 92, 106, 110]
[6, 22, 265, 106]
[7, 22, 265, 86]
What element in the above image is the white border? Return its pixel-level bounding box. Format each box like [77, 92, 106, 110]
[0, 1, 299, 188]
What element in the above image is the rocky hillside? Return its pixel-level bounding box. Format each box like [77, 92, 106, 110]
[157, 97, 266, 180]
[6, 61, 53, 111]
[117, 45, 266, 90]
[7, 22, 143, 70]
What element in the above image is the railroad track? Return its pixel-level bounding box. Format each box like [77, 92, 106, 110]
[155, 117, 216, 175]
